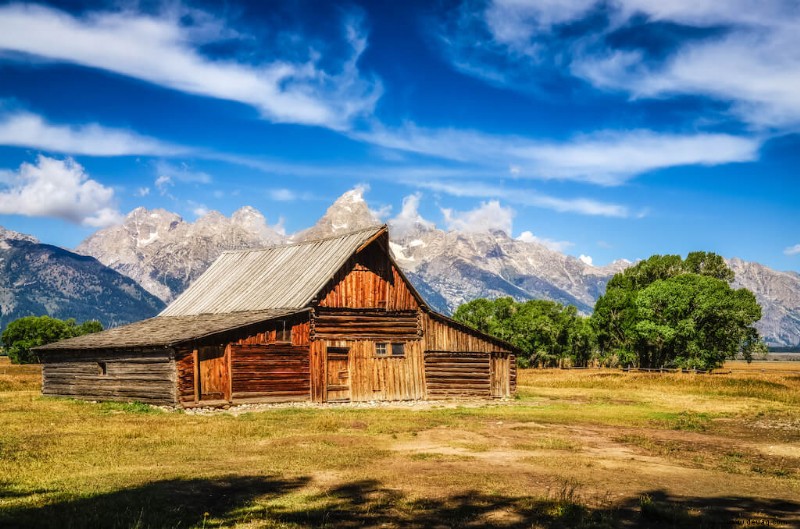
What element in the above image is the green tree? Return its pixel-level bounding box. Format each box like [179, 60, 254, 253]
[454, 297, 596, 367]
[592, 252, 764, 369]
[1, 316, 104, 364]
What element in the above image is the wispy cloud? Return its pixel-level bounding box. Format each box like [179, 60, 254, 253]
[442, 200, 514, 235]
[442, 0, 800, 130]
[0, 3, 380, 130]
[784, 244, 800, 256]
[388, 193, 435, 238]
[0, 111, 181, 156]
[0, 155, 121, 226]
[517, 230, 574, 252]
[356, 124, 759, 185]
[417, 179, 629, 217]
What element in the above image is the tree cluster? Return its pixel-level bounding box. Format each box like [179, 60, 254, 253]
[453, 297, 595, 368]
[453, 252, 765, 370]
[1, 316, 103, 364]
[592, 252, 764, 369]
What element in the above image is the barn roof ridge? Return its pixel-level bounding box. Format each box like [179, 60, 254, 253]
[220, 224, 388, 255]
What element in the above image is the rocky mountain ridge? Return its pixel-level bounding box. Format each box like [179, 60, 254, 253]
[0, 228, 164, 330]
[74, 189, 800, 346]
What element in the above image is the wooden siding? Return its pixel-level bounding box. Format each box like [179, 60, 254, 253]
[424, 351, 491, 398]
[175, 317, 311, 405]
[41, 350, 176, 405]
[422, 313, 509, 353]
[230, 344, 310, 401]
[312, 308, 420, 341]
[315, 339, 426, 402]
[318, 238, 420, 311]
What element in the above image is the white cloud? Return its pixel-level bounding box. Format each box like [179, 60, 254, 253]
[270, 188, 298, 202]
[389, 193, 436, 238]
[192, 205, 209, 217]
[269, 188, 315, 202]
[579, 254, 594, 266]
[442, 200, 514, 235]
[0, 4, 380, 130]
[357, 124, 759, 185]
[784, 244, 800, 256]
[449, 0, 800, 130]
[136, 187, 150, 197]
[154, 161, 212, 185]
[418, 179, 629, 217]
[155, 175, 173, 195]
[0, 155, 121, 226]
[0, 111, 180, 156]
[517, 230, 574, 252]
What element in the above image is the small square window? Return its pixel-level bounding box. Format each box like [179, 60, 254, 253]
[391, 343, 405, 357]
[97, 362, 107, 375]
[375, 343, 388, 356]
[276, 321, 292, 343]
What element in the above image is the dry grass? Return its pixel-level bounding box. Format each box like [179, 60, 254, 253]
[1, 357, 799, 528]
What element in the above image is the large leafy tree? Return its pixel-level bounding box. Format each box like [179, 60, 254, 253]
[1, 316, 103, 364]
[453, 298, 595, 367]
[592, 252, 764, 369]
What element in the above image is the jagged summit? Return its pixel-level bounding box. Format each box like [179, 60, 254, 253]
[76, 206, 284, 302]
[294, 186, 382, 241]
[0, 225, 39, 245]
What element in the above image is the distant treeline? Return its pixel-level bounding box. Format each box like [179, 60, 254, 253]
[453, 252, 766, 371]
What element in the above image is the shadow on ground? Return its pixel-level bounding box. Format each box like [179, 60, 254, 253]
[2, 477, 798, 528]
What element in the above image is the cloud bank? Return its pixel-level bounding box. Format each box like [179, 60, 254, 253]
[0, 155, 122, 227]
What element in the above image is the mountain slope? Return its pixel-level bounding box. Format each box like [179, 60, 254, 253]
[0, 228, 164, 329]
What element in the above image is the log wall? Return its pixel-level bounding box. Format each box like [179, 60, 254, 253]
[424, 351, 490, 398]
[230, 344, 309, 402]
[41, 349, 176, 405]
[312, 308, 420, 341]
[175, 316, 311, 405]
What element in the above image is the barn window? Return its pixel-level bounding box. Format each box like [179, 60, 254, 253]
[97, 362, 107, 375]
[276, 320, 292, 343]
[375, 342, 405, 357]
[391, 343, 405, 357]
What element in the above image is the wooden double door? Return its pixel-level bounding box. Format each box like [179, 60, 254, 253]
[325, 346, 351, 402]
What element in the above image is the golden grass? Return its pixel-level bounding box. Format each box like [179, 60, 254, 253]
[1, 358, 799, 528]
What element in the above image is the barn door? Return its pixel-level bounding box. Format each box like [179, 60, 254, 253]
[197, 345, 230, 401]
[325, 346, 351, 402]
[490, 353, 510, 398]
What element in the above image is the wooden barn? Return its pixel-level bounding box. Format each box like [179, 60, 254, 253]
[36, 226, 518, 406]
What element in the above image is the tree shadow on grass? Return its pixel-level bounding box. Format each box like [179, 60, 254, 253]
[0, 475, 309, 529]
[2, 478, 798, 529]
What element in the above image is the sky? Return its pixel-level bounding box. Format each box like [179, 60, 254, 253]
[0, 0, 798, 270]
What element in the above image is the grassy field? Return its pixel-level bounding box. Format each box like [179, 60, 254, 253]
[1, 357, 798, 528]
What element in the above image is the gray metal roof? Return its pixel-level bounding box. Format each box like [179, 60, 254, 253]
[161, 225, 386, 316]
[36, 309, 305, 350]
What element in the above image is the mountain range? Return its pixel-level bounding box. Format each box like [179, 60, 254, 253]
[2, 188, 798, 346]
[0, 227, 164, 330]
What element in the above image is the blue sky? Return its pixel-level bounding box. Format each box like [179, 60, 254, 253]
[0, 0, 798, 270]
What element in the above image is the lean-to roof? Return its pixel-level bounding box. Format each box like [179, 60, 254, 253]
[36, 309, 305, 351]
[161, 226, 386, 316]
